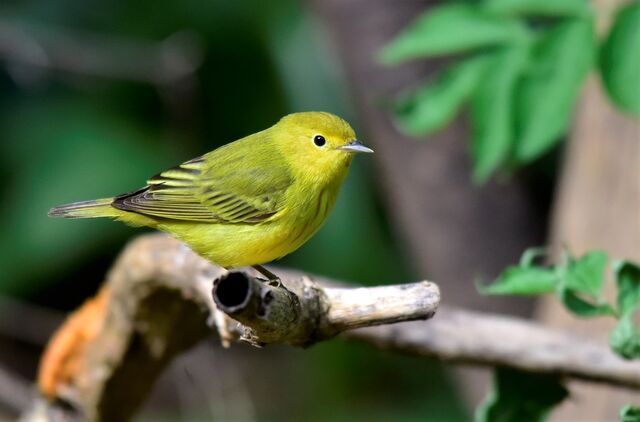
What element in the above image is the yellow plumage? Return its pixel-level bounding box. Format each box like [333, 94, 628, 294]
[49, 112, 372, 270]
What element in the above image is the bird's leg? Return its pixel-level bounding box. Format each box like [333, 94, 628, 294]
[252, 265, 282, 287]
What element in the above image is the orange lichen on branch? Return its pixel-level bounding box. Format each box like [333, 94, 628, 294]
[37, 285, 110, 401]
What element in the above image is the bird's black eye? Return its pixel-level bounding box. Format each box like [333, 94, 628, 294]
[313, 135, 326, 147]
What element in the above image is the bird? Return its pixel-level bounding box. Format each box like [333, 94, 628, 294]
[49, 111, 373, 281]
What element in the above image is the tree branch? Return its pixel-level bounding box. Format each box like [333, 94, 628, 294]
[27, 234, 640, 421]
[0, 363, 32, 417]
[346, 309, 640, 389]
[0, 19, 203, 87]
[212, 270, 438, 346]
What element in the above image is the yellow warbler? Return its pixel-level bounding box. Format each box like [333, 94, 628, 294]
[49, 112, 372, 279]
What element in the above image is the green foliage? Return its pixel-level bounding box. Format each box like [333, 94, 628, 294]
[475, 368, 568, 422]
[600, 1, 640, 116]
[555, 250, 616, 317]
[380, 0, 637, 181]
[393, 55, 489, 136]
[514, 19, 595, 162]
[470, 47, 527, 182]
[379, 4, 529, 65]
[477, 255, 640, 422]
[620, 405, 640, 422]
[483, 0, 591, 17]
[480, 250, 640, 360]
[610, 314, 640, 360]
[615, 261, 640, 316]
[558, 288, 616, 317]
[610, 262, 640, 359]
[478, 249, 612, 310]
[476, 265, 556, 295]
[561, 250, 608, 297]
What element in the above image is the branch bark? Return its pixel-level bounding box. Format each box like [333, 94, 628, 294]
[0, 363, 32, 417]
[347, 309, 640, 389]
[213, 270, 438, 347]
[30, 234, 439, 421]
[28, 234, 640, 421]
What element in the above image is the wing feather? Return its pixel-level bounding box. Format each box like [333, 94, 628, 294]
[112, 145, 292, 224]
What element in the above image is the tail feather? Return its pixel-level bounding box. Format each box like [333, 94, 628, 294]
[48, 198, 117, 219]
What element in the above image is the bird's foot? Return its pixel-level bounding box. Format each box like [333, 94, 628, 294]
[253, 265, 280, 284]
[267, 278, 282, 288]
[252, 265, 288, 291]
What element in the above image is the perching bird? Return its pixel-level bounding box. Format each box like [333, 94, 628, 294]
[49, 112, 373, 280]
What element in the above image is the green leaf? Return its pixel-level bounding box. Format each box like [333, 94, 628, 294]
[393, 56, 489, 136]
[554, 251, 616, 318]
[615, 261, 640, 316]
[558, 288, 617, 317]
[514, 18, 596, 162]
[610, 312, 640, 359]
[519, 247, 548, 268]
[484, 0, 591, 18]
[379, 4, 529, 65]
[470, 46, 528, 182]
[478, 266, 558, 295]
[600, 1, 640, 116]
[563, 250, 608, 297]
[610, 261, 640, 359]
[475, 368, 568, 422]
[620, 404, 640, 422]
[479, 247, 557, 295]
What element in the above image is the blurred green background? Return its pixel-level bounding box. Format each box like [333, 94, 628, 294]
[0, 0, 468, 420]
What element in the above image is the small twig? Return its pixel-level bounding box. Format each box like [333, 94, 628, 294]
[0, 295, 63, 346]
[0, 363, 33, 417]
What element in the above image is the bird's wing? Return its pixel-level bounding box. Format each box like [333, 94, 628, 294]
[112, 148, 293, 224]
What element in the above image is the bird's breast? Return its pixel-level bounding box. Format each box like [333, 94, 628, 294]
[164, 180, 341, 268]
[271, 181, 339, 254]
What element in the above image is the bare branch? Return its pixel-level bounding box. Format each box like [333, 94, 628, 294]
[0, 19, 203, 87]
[29, 233, 439, 420]
[0, 295, 63, 346]
[0, 363, 32, 417]
[25, 234, 640, 421]
[346, 308, 640, 389]
[212, 270, 439, 346]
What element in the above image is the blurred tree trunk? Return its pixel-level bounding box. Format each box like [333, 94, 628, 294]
[312, 0, 544, 407]
[537, 1, 640, 418]
[539, 76, 640, 421]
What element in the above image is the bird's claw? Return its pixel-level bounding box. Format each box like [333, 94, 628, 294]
[267, 278, 282, 288]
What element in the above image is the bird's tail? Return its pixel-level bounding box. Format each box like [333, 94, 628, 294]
[48, 198, 118, 219]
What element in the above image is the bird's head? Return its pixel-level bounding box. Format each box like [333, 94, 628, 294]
[274, 112, 373, 183]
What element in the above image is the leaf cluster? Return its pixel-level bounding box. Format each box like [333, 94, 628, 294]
[479, 249, 640, 359]
[477, 249, 640, 421]
[380, 0, 640, 182]
[475, 368, 567, 422]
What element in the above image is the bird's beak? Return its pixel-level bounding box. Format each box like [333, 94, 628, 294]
[337, 140, 374, 153]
